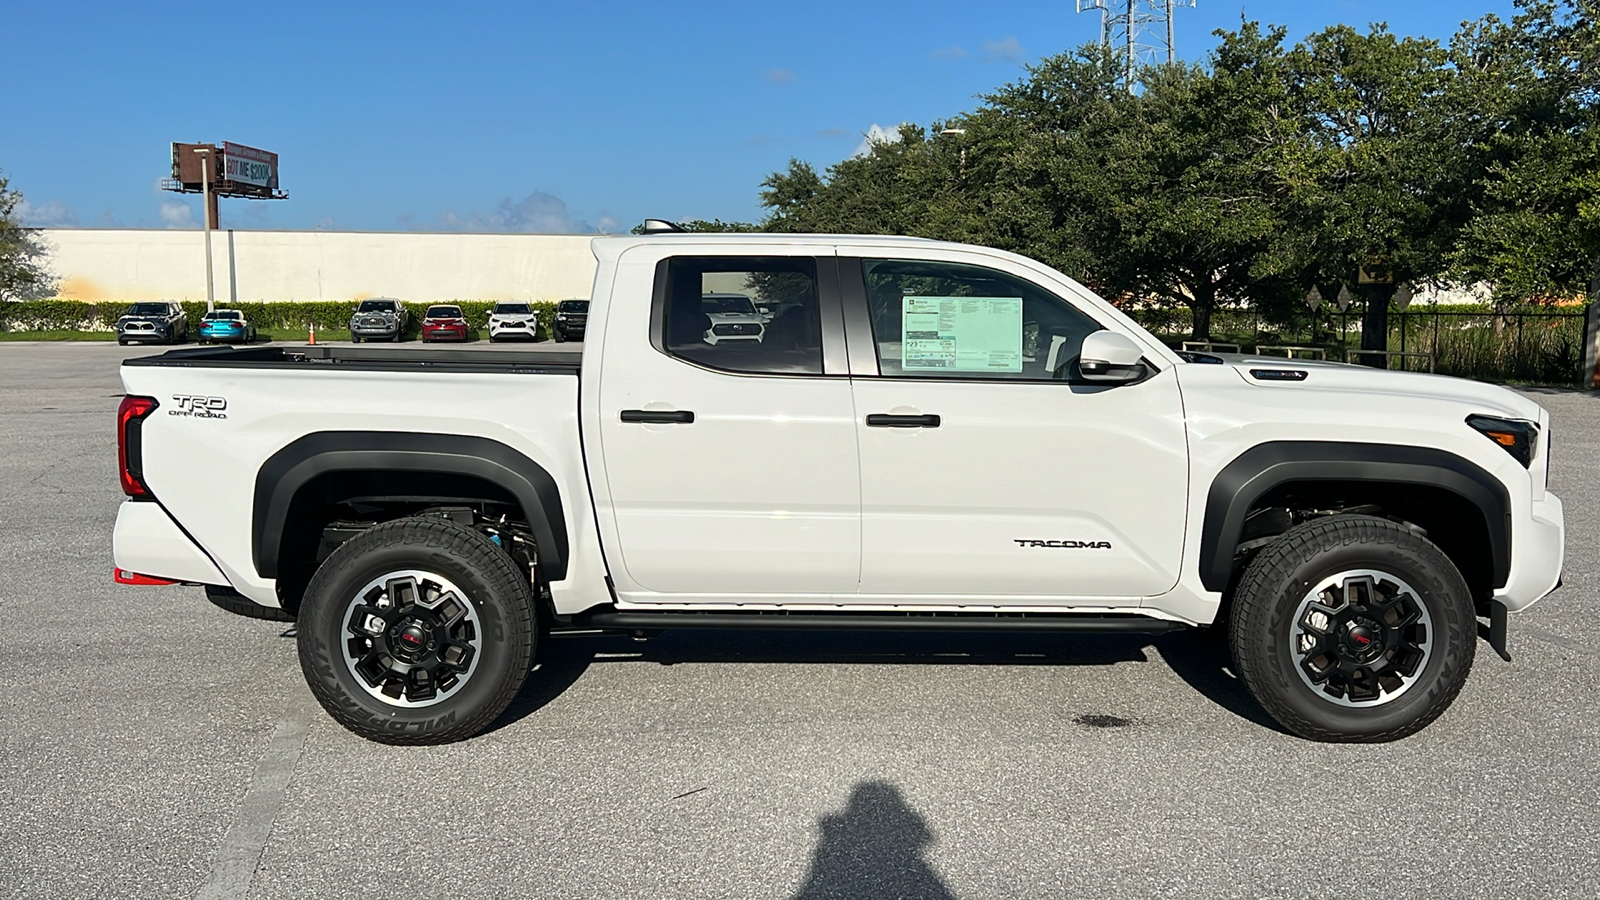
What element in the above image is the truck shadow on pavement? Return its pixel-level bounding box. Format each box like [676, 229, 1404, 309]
[489, 628, 1283, 735]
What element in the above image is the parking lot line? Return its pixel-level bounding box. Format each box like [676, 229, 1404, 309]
[194, 708, 309, 900]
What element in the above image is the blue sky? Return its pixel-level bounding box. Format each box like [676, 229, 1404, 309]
[1, 0, 1519, 234]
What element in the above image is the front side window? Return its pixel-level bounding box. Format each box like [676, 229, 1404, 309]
[861, 259, 1102, 381]
[658, 257, 822, 375]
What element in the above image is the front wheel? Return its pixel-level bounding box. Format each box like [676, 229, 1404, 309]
[1229, 515, 1476, 743]
[297, 517, 537, 744]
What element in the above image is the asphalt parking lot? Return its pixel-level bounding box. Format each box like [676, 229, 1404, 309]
[2, 341, 1597, 900]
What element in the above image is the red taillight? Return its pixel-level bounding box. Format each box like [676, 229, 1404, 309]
[118, 395, 158, 497]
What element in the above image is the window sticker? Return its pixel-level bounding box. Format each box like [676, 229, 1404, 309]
[901, 296, 1024, 372]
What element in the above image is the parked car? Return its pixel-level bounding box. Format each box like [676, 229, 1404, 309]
[701, 292, 765, 345]
[197, 309, 256, 344]
[551, 298, 588, 342]
[349, 297, 408, 343]
[420, 305, 470, 342]
[117, 302, 188, 345]
[115, 233, 1565, 747]
[488, 302, 538, 342]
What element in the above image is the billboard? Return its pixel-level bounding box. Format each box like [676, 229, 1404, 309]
[167, 142, 285, 199]
[221, 142, 278, 190]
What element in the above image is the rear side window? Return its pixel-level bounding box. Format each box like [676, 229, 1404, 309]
[656, 257, 822, 375]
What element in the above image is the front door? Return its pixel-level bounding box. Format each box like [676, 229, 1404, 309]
[843, 253, 1189, 604]
[593, 248, 860, 600]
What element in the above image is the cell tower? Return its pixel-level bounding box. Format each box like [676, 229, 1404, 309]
[1076, 0, 1195, 90]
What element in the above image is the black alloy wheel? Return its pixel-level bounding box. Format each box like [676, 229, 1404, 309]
[297, 517, 536, 744]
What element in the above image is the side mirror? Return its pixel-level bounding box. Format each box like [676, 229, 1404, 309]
[1078, 331, 1148, 384]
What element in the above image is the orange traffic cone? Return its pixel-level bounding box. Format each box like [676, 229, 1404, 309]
[308, 322, 317, 345]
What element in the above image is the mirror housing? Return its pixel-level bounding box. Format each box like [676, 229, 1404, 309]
[1078, 331, 1148, 384]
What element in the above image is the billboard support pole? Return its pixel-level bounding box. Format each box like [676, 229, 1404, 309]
[195, 147, 215, 313]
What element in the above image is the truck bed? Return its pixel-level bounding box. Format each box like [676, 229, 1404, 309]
[122, 343, 583, 374]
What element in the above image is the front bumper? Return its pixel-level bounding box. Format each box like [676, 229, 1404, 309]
[422, 325, 469, 341]
[489, 319, 537, 338]
[351, 321, 400, 337]
[1496, 492, 1565, 613]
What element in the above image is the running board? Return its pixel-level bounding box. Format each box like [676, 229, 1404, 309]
[565, 609, 1188, 635]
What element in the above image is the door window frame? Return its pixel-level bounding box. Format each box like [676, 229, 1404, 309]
[839, 254, 1145, 384]
[647, 254, 851, 377]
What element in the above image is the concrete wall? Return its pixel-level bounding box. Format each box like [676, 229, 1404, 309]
[31, 229, 599, 304]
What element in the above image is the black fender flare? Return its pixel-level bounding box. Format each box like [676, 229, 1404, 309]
[253, 431, 568, 580]
[1198, 441, 1510, 592]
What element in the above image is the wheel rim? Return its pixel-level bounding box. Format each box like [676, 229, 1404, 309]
[340, 570, 483, 708]
[1290, 569, 1433, 708]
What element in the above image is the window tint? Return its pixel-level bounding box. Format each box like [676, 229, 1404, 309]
[558, 300, 589, 312]
[658, 257, 823, 375]
[494, 303, 532, 314]
[861, 259, 1102, 381]
[128, 303, 171, 316]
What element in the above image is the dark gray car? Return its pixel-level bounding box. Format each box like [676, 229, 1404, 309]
[349, 297, 409, 342]
[117, 302, 188, 345]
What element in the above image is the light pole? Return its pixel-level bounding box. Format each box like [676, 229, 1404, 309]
[939, 127, 968, 171]
[193, 147, 215, 312]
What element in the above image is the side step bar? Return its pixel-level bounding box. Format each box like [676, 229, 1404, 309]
[566, 608, 1188, 635]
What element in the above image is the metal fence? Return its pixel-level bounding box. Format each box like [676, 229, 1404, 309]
[1131, 306, 1589, 384]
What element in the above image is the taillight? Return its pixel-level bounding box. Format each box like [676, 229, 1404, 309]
[118, 395, 158, 496]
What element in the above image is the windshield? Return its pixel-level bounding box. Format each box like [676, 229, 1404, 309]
[494, 303, 532, 314]
[426, 306, 463, 318]
[558, 300, 589, 313]
[204, 311, 242, 321]
[357, 300, 397, 313]
[127, 303, 170, 316]
[703, 295, 755, 315]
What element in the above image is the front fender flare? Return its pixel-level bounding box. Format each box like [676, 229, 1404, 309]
[1198, 441, 1510, 592]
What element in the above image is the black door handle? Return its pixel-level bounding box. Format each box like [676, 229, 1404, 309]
[866, 413, 941, 428]
[620, 409, 695, 424]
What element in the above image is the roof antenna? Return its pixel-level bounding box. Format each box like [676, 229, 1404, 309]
[640, 218, 687, 234]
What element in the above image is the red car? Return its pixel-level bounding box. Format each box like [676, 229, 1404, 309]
[420, 305, 471, 342]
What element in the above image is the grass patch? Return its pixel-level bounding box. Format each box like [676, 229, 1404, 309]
[0, 330, 119, 341]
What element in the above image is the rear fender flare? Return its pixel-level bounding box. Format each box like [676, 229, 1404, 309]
[253, 431, 568, 580]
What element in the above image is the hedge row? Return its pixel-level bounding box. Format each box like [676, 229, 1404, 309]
[0, 300, 562, 336]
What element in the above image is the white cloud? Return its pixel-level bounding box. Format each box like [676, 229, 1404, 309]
[929, 45, 968, 61]
[762, 68, 796, 83]
[437, 191, 605, 234]
[16, 199, 78, 227]
[981, 36, 1025, 62]
[160, 199, 196, 229]
[853, 123, 906, 158]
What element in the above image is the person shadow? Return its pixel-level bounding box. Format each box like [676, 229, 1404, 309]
[792, 781, 956, 900]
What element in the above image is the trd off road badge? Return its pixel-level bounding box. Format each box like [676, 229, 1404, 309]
[1013, 539, 1112, 549]
[169, 394, 228, 419]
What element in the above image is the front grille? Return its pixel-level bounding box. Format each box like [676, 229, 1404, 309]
[712, 323, 759, 336]
[361, 318, 387, 327]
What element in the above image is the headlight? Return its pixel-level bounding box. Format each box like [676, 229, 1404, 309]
[1467, 415, 1539, 468]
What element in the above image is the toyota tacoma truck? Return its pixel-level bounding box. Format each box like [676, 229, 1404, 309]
[112, 233, 1565, 745]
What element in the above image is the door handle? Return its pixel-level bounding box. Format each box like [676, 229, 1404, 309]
[865, 413, 941, 428]
[620, 409, 695, 424]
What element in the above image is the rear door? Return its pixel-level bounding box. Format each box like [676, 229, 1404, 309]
[590, 243, 860, 601]
[840, 249, 1190, 604]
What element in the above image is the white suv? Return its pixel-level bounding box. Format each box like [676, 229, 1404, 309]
[701, 292, 766, 345]
[488, 302, 538, 342]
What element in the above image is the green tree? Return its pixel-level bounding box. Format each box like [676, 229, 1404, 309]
[0, 169, 53, 301]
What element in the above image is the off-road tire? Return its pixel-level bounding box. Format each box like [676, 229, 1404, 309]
[297, 517, 537, 744]
[206, 585, 295, 622]
[1229, 514, 1475, 743]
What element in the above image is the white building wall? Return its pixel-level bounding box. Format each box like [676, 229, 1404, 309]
[31, 229, 599, 304]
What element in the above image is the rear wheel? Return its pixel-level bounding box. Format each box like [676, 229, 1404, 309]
[1229, 515, 1475, 742]
[297, 517, 536, 744]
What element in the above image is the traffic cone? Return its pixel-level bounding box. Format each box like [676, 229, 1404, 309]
[308, 322, 317, 345]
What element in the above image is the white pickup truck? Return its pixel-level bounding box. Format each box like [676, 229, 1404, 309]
[113, 233, 1565, 745]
